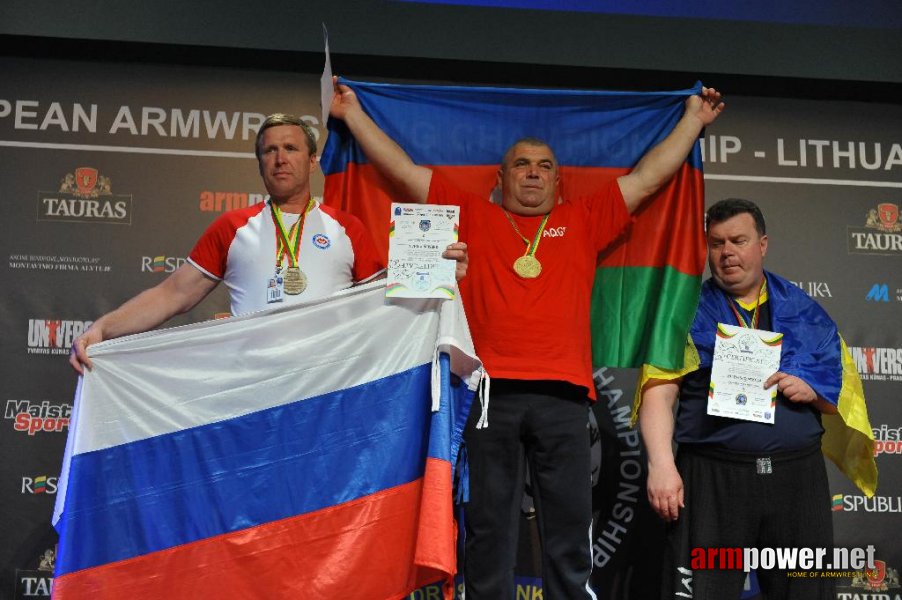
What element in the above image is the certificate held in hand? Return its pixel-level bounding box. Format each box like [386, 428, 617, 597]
[386, 203, 460, 299]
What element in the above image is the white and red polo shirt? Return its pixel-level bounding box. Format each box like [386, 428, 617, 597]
[188, 199, 384, 316]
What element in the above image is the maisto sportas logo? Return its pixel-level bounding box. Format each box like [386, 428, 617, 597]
[848, 202, 902, 255]
[4, 400, 71, 435]
[21, 475, 58, 495]
[141, 255, 187, 273]
[26, 319, 92, 355]
[872, 424, 902, 457]
[848, 346, 902, 382]
[37, 167, 132, 224]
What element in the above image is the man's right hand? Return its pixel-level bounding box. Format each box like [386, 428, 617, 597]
[647, 460, 685, 522]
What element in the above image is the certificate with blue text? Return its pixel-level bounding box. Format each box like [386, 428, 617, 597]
[386, 203, 459, 299]
[708, 323, 783, 424]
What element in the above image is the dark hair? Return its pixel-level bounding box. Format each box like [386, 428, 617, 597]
[254, 113, 317, 158]
[501, 137, 558, 171]
[706, 198, 766, 235]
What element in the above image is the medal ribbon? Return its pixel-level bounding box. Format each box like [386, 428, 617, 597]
[271, 198, 315, 270]
[727, 279, 767, 329]
[503, 208, 550, 260]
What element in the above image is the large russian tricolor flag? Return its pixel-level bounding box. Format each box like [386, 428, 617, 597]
[322, 79, 707, 369]
[52, 282, 481, 599]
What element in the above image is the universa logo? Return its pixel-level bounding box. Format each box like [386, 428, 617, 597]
[141, 255, 187, 273]
[790, 280, 833, 298]
[849, 346, 902, 382]
[4, 400, 72, 435]
[26, 319, 93, 355]
[37, 167, 132, 225]
[848, 202, 902, 255]
[198, 190, 267, 212]
[21, 475, 58, 495]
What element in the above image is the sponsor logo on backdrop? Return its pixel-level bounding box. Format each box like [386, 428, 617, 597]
[37, 168, 132, 224]
[26, 319, 92, 355]
[849, 202, 902, 255]
[4, 400, 72, 435]
[849, 346, 902, 382]
[199, 191, 268, 212]
[8, 253, 112, 273]
[14, 547, 55, 599]
[866, 284, 890, 302]
[141, 255, 188, 273]
[790, 280, 833, 298]
[21, 475, 58, 495]
[842, 559, 901, 597]
[831, 494, 902, 513]
[872, 424, 902, 456]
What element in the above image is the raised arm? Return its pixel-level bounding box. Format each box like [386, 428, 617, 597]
[329, 77, 432, 203]
[69, 264, 218, 374]
[638, 380, 684, 521]
[618, 86, 724, 213]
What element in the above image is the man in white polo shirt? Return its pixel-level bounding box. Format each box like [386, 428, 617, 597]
[70, 113, 468, 373]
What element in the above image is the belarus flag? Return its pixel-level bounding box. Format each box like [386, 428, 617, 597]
[52, 283, 482, 599]
[322, 79, 707, 369]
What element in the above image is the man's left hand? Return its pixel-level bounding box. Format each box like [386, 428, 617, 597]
[764, 371, 817, 403]
[443, 242, 468, 281]
[686, 86, 725, 127]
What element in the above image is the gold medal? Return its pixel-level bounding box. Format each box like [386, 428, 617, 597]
[283, 266, 307, 294]
[513, 255, 542, 279]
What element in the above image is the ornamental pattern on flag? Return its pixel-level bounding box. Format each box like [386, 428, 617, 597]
[321, 78, 707, 369]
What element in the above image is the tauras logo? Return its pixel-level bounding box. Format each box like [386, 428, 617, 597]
[37, 168, 132, 224]
[27, 319, 92, 355]
[4, 400, 72, 435]
[848, 202, 902, 255]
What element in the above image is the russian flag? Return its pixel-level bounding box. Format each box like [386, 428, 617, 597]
[322, 79, 707, 369]
[52, 282, 482, 599]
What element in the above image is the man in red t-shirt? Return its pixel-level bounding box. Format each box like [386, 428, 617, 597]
[330, 79, 724, 600]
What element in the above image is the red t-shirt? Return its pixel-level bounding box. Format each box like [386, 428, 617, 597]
[429, 172, 631, 399]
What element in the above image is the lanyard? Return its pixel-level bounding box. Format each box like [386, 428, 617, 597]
[727, 279, 767, 329]
[503, 208, 550, 260]
[270, 198, 314, 270]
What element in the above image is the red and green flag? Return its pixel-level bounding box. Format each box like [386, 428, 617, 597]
[321, 78, 706, 369]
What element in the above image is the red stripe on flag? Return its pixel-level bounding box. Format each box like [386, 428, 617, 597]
[53, 474, 455, 600]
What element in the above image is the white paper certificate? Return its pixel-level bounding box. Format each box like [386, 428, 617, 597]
[386, 203, 460, 299]
[708, 323, 784, 424]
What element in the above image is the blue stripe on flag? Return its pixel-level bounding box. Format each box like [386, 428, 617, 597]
[56, 363, 433, 576]
[321, 79, 703, 173]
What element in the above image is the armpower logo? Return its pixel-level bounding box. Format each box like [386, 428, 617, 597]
[26, 319, 92, 355]
[199, 191, 267, 212]
[848, 202, 902, 255]
[4, 400, 71, 435]
[37, 167, 132, 224]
